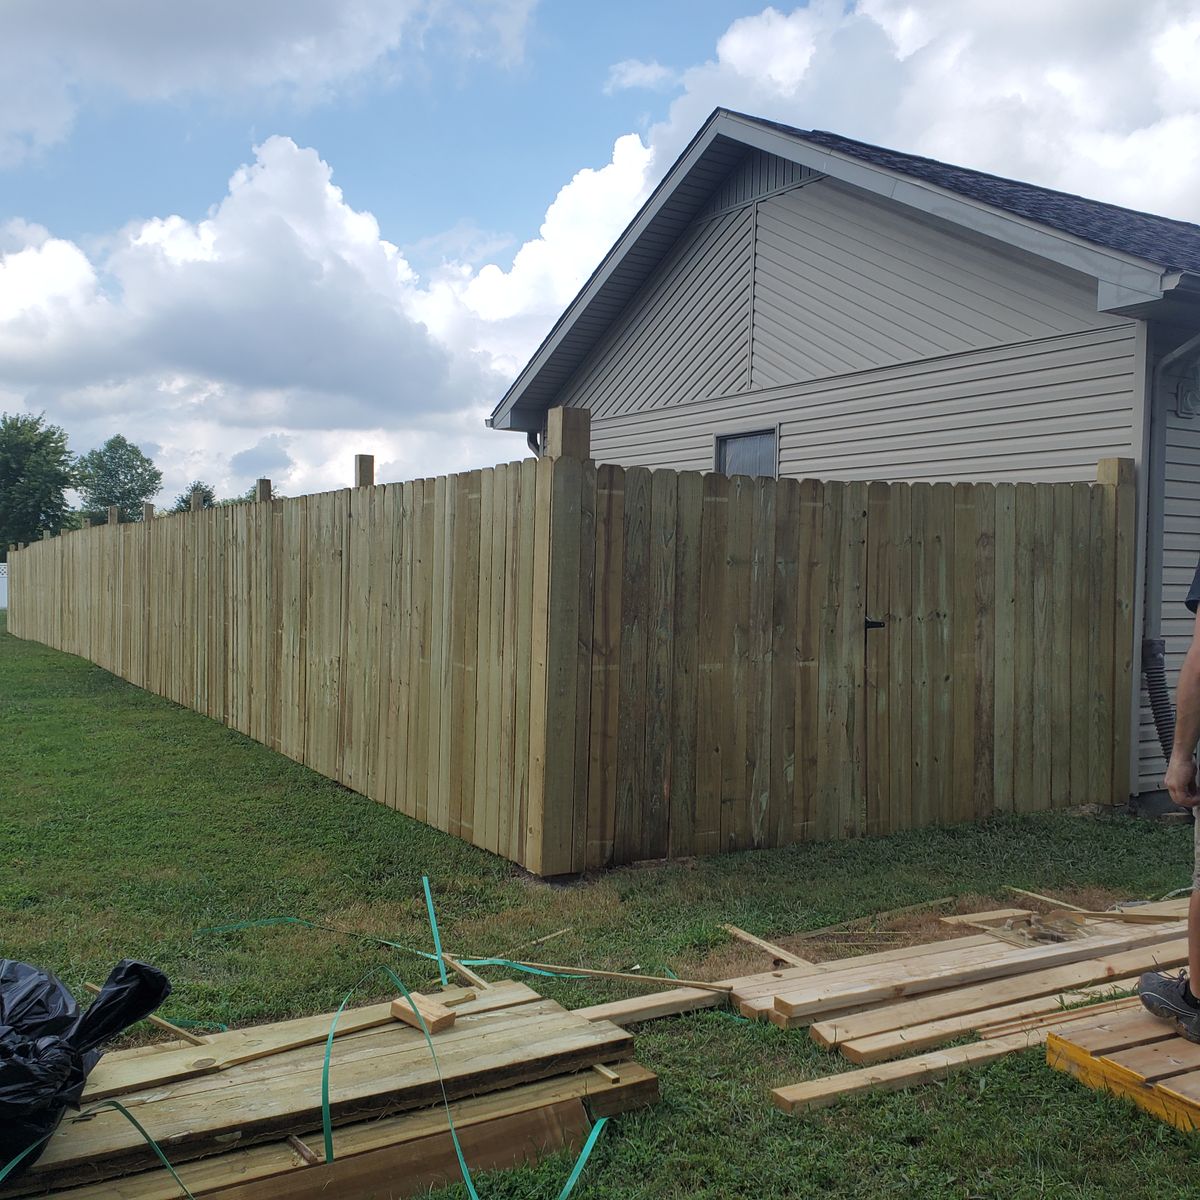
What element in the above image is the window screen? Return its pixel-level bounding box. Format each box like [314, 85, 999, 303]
[715, 429, 777, 478]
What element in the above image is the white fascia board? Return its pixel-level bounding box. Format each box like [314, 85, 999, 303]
[720, 114, 1168, 305]
[489, 117, 730, 431]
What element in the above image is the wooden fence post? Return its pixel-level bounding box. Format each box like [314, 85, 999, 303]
[355, 455, 375, 488]
[544, 407, 590, 461]
[142, 503, 155, 521]
[107, 506, 120, 526]
[255, 478, 272, 503]
[190, 489, 203, 512]
[82, 518, 93, 529]
[1097, 457, 1136, 803]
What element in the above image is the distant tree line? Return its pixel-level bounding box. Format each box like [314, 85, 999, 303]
[0, 413, 282, 562]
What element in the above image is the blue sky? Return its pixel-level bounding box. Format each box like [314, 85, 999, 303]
[1, 1, 1198, 500]
[5, 2, 740, 258]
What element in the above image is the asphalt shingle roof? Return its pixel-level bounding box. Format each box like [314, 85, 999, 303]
[748, 116, 1200, 274]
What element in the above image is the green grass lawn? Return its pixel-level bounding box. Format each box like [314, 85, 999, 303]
[2, 611, 1197, 1198]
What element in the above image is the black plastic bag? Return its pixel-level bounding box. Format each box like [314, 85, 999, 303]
[0, 959, 171, 1177]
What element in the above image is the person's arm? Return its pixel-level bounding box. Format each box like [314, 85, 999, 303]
[1166, 610, 1200, 807]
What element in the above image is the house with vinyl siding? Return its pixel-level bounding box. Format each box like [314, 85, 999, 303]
[488, 108, 1200, 803]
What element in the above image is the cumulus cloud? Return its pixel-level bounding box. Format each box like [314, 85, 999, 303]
[5, 1, 1200, 501]
[0, 0, 535, 164]
[603, 59, 679, 95]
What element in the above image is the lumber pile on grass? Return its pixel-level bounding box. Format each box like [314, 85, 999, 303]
[761, 902, 1188, 1115]
[1, 982, 656, 1200]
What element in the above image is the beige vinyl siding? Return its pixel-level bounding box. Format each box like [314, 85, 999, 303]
[1139, 397, 1200, 791]
[557, 207, 753, 418]
[749, 181, 1114, 390]
[585, 325, 1138, 481]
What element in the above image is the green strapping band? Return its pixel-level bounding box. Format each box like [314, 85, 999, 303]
[0, 1099, 197, 1198]
[321, 963, 610, 1199]
[422, 875, 450, 987]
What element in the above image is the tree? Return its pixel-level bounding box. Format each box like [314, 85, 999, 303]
[171, 480, 217, 512]
[75, 435, 163, 522]
[0, 412, 74, 558]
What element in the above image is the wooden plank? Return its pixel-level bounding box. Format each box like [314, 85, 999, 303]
[722, 474, 754, 850]
[772, 1031, 1047, 1114]
[505, 462, 530, 862]
[575, 989, 725, 1025]
[973, 484, 996, 819]
[449, 473, 480, 840]
[32, 1002, 634, 1184]
[1069, 482, 1092, 807]
[928, 482, 953, 824]
[1089, 481, 1116, 805]
[887, 482, 913, 832]
[1106, 460, 1136, 803]
[524, 459, 553, 874]
[722, 924, 813, 967]
[512, 459, 537, 862]
[841, 982, 1145, 1065]
[473, 470, 495, 845]
[1030, 481, 1054, 811]
[483, 465, 508, 854]
[540, 456, 584, 874]
[770, 476, 800, 847]
[615, 465, 651, 864]
[670, 471, 703, 856]
[794, 478, 823, 841]
[909, 483, 933, 828]
[951, 482, 976, 825]
[644, 469, 677, 859]
[746, 476, 775, 848]
[806, 933, 1188, 1045]
[865, 481, 891, 835]
[773, 924, 1187, 1021]
[1049, 484, 1072, 807]
[585, 464, 624, 868]
[52, 1067, 657, 1200]
[84, 985, 534, 1101]
[695, 472, 729, 855]
[1012, 482, 1036, 813]
[815, 481, 846, 841]
[391, 993, 462, 1034]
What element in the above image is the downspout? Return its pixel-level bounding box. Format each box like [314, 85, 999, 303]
[1143, 329, 1200, 762]
[526, 430, 542, 457]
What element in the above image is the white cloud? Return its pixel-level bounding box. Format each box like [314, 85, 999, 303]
[4, 1, 1200, 503]
[0, 0, 535, 164]
[603, 59, 679, 95]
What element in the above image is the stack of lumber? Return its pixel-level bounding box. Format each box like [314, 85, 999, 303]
[1048, 1006, 1200, 1132]
[1, 982, 656, 1200]
[754, 905, 1189, 1115]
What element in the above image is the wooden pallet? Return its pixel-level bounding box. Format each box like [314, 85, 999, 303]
[1048, 1006, 1200, 1132]
[2, 982, 656, 1199]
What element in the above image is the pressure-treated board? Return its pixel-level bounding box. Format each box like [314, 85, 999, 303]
[809, 936, 1188, 1047]
[1048, 1005, 1200, 1133]
[768, 924, 1186, 1023]
[8, 456, 1138, 874]
[25, 999, 633, 1191]
[42, 1065, 659, 1200]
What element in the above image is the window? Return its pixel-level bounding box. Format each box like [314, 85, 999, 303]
[715, 429, 777, 478]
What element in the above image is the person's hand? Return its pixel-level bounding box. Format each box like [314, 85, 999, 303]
[1164, 754, 1200, 808]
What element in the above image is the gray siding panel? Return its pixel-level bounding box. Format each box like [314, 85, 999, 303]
[750, 181, 1112, 391]
[698, 149, 816, 218]
[587, 326, 1138, 482]
[1139, 399, 1200, 791]
[558, 207, 753, 418]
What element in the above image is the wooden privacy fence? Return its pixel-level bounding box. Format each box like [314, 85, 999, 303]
[7, 444, 1135, 876]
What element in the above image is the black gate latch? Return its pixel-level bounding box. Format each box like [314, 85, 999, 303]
[864, 617, 885, 631]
